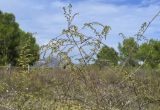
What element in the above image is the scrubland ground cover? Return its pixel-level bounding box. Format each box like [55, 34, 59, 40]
[0, 67, 160, 110]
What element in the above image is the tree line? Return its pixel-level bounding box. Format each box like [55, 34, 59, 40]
[96, 37, 160, 68]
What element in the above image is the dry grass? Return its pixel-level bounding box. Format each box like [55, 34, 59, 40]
[0, 66, 160, 110]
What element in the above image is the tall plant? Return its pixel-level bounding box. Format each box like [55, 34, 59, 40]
[41, 4, 111, 71]
[17, 38, 32, 69]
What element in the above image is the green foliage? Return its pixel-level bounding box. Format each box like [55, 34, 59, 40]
[96, 46, 119, 68]
[17, 38, 31, 69]
[118, 37, 139, 67]
[0, 11, 39, 66]
[0, 12, 20, 65]
[137, 39, 160, 68]
[17, 32, 39, 68]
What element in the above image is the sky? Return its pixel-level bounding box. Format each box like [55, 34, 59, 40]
[0, 0, 160, 49]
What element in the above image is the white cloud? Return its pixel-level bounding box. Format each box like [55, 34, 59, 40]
[141, 0, 160, 6]
[50, 0, 67, 8]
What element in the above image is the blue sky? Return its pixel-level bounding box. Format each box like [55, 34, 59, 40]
[0, 0, 160, 49]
